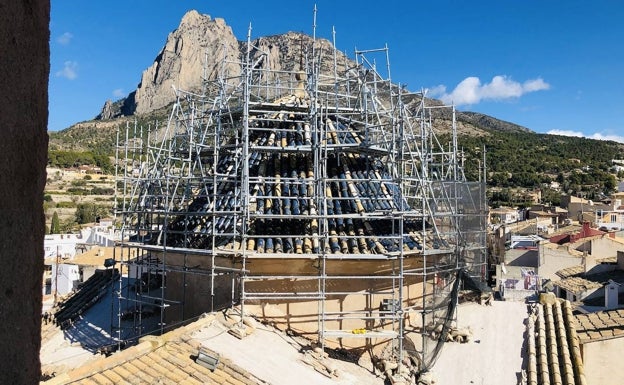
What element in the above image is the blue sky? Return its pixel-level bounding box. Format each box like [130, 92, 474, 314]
[50, 1, 624, 142]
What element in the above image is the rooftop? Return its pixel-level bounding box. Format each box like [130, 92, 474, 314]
[552, 276, 603, 295]
[572, 309, 624, 343]
[524, 296, 587, 385]
[43, 314, 265, 385]
[553, 270, 624, 295]
[41, 311, 384, 385]
[431, 301, 528, 385]
[556, 265, 584, 279]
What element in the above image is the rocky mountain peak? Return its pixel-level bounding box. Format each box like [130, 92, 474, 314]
[130, 10, 241, 115]
[97, 100, 114, 120]
[94, 10, 530, 137]
[99, 12, 356, 120]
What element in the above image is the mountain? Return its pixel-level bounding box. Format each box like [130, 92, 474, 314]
[49, 10, 624, 200]
[51, 10, 526, 151]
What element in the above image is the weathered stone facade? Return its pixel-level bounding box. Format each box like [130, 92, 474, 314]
[0, 1, 49, 383]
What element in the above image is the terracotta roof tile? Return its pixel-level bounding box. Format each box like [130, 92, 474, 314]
[552, 276, 603, 293]
[41, 314, 265, 385]
[90, 373, 113, 385]
[121, 362, 149, 382]
[104, 369, 127, 384]
[556, 265, 584, 279]
[178, 378, 204, 385]
[573, 309, 624, 342]
[76, 379, 97, 385]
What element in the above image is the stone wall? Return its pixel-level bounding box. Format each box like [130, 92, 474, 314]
[0, 1, 49, 383]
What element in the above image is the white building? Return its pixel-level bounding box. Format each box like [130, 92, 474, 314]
[490, 207, 521, 225]
[50, 263, 81, 295]
[44, 221, 121, 260]
[43, 230, 90, 259]
[83, 220, 120, 247]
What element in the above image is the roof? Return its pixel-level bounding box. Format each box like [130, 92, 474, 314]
[530, 210, 559, 217]
[525, 297, 587, 385]
[41, 309, 384, 385]
[66, 247, 116, 267]
[42, 314, 265, 385]
[553, 276, 603, 294]
[597, 256, 618, 264]
[490, 207, 517, 214]
[573, 309, 624, 343]
[549, 222, 607, 245]
[556, 265, 584, 279]
[44, 246, 115, 267]
[553, 270, 624, 294]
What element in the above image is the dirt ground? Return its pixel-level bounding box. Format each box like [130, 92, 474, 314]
[430, 300, 529, 385]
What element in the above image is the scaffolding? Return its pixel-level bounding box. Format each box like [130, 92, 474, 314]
[114, 17, 488, 375]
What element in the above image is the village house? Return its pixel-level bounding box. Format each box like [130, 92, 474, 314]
[572, 307, 624, 385]
[596, 196, 624, 231]
[494, 220, 624, 302]
[489, 206, 521, 225]
[561, 194, 612, 222]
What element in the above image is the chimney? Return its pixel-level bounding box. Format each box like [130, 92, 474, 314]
[582, 221, 591, 235]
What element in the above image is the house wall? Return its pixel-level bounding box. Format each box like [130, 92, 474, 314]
[582, 338, 624, 385]
[590, 237, 624, 260]
[537, 246, 583, 281]
[618, 251, 624, 271]
[596, 210, 624, 230]
[51, 264, 81, 295]
[566, 201, 611, 219]
[81, 266, 98, 282]
[505, 249, 538, 267]
[44, 234, 84, 259]
[496, 264, 539, 300]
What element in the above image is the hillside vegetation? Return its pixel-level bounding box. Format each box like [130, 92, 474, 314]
[49, 114, 624, 204]
[458, 130, 624, 206]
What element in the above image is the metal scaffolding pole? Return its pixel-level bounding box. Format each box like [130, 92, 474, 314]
[112, 13, 488, 378]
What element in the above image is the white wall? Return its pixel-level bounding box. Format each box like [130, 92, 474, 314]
[43, 232, 89, 259]
[590, 237, 624, 261]
[537, 245, 583, 281]
[582, 338, 624, 385]
[50, 264, 81, 295]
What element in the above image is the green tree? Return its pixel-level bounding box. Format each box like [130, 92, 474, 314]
[75, 203, 109, 224]
[50, 211, 60, 234]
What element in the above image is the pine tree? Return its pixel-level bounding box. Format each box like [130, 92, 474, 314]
[50, 211, 60, 234]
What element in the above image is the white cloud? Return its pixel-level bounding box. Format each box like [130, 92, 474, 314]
[588, 133, 624, 143]
[434, 75, 550, 106]
[425, 85, 447, 98]
[547, 129, 624, 143]
[55, 61, 78, 80]
[113, 88, 125, 98]
[56, 32, 73, 45]
[547, 129, 584, 138]
[523, 78, 550, 92]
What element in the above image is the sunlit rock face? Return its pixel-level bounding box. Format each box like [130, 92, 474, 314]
[134, 10, 241, 115]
